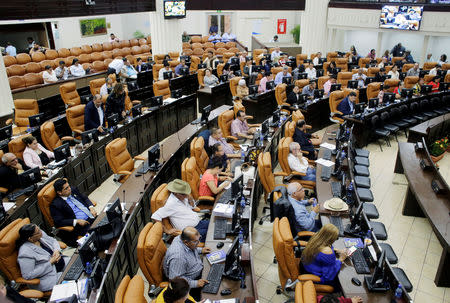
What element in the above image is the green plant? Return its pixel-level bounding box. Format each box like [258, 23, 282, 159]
[429, 137, 448, 157]
[133, 30, 146, 39]
[290, 25, 300, 44]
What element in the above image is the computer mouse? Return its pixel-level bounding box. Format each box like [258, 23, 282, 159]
[220, 288, 232, 296]
[216, 242, 224, 249]
[351, 277, 361, 286]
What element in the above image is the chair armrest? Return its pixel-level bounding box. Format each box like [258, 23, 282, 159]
[117, 171, 132, 175]
[301, 150, 309, 155]
[245, 115, 254, 119]
[291, 171, 306, 177]
[58, 226, 74, 232]
[298, 274, 321, 283]
[73, 129, 83, 134]
[5, 119, 13, 125]
[331, 110, 343, 116]
[307, 160, 315, 165]
[313, 284, 334, 293]
[193, 207, 201, 212]
[132, 100, 141, 105]
[133, 155, 146, 161]
[15, 277, 40, 285]
[19, 289, 44, 299]
[159, 282, 169, 288]
[297, 231, 315, 238]
[281, 103, 291, 107]
[248, 123, 261, 128]
[305, 124, 312, 129]
[58, 241, 67, 249]
[61, 136, 75, 141]
[0, 187, 8, 194]
[227, 153, 242, 158]
[225, 135, 238, 141]
[199, 196, 215, 202]
[274, 171, 288, 177]
[292, 240, 308, 247]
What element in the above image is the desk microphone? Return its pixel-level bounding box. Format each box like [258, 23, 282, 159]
[123, 190, 126, 205]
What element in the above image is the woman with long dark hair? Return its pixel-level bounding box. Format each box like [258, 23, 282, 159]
[106, 83, 126, 119]
[155, 277, 202, 303]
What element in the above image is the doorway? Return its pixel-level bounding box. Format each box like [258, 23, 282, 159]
[208, 13, 232, 34]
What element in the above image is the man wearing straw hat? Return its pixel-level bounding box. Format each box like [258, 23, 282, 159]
[151, 179, 209, 242]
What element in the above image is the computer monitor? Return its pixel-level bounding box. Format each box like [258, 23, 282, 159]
[282, 76, 292, 85]
[131, 104, 142, 117]
[126, 81, 139, 91]
[440, 82, 450, 91]
[213, 60, 220, 69]
[248, 85, 258, 97]
[421, 84, 432, 94]
[0, 125, 12, 141]
[365, 77, 375, 85]
[419, 70, 428, 78]
[340, 173, 347, 199]
[231, 174, 243, 200]
[151, 95, 164, 107]
[346, 202, 363, 232]
[234, 70, 242, 77]
[314, 89, 324, 99]
[347, 80, 358, 89]
[354, 103, 366, 114]
[297, 94, 308, 104]
[224, 237, 240, 274]
[319, 58, 326, 64]
[365, 250, 389, 292]
[266, 81, 275, 90]
[107, 114, 119, 128]
[401, 88, 413, 99]
[163, 71, 173, 80]
[399, 72, 406, 81]
[271, 110, 280, 126]
[28, 113, 45, 128]
[171, 88, 183, 99]
[79, 232, 98, 266]
[54, 143, 71, 162]
[200, 105, 211, 124]
[383, 74, 391, 80]
[297, 73, 308, 80]
[368, 98, 379, 109]
[437, 69, 446, 78]
[219, 74, 228, 83]
[198, 63, 206, 69]
[246, 56, 253, 61]
[89, 259, 105, 290]
[285, 61, 295, 68]
[330, 83, 341, 93]
[81, 129, 99, 145]
[333, 67, 342, 74]
[147, 143, 161, 170]
[383, 92, 395, 104]
[19, 167, 42, 187]
[230, 58, 239, 65]
[180, 66, 190, 76]
[316, 69, 324, 77]
[105, 198, 123, 223]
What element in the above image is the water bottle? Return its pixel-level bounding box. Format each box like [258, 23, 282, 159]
[311, 198, 317, 207]
[259, 130, 264, 145]
[26, 125, 31, 133]
[238, 229, 244, 245]
[346, 182, 354, 205]
[340, 150, 346, 162]
[85, 262, 93, 275]
[394, 284, 403, 301]
[240, 196, 246, 210]
[241, 149, 245, 162]
[364, 229, 372, 247]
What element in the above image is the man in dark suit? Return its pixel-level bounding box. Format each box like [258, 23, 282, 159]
[50, 178, 97, 246]
[293, 120, 318, 160]
[135, 57, 147, 73]
[287, 85, 303, 105]
[337, 91, 357, 117]
[84, 94, 105, 134]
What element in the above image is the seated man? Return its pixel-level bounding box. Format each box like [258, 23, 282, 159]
[274, 66, 291, 85]
[158, 62, 172, 81]
[135, 57, 147, 73]
[221, 30, 236, 43]
[305, 63, 317, 80]
[377, 84, 390, 104]
[208, 127, 238, 157]
[50, 178, 97, 246]
[163, 227, 211, 301]
[55, 60, 70, 80]
[0, 153, 28, 193]
[231, 110, 257, 140]
[406, 63, 420, 77]
[84, 94, 106, 134]
[151, 179, 210, 243]
[208, 32, 221, 43]
[351, 69, 366, 88]
[287, 85, 303, 105]
[293, 120, 318, 160]
[302, 80, 316, 99]
[374, 68, 386, 83]
[323, 75, 337, 96]
[271, 47, 282, 64]
[337, 91, 357, 117]
[100, 77, 113, 97]
[236, 79, 249, 99]
[203, 52, 219, 69]
[69, 58, 86, 77]
[119, 59, 137, 82]
[175, 58, 188, 77]
[288, 142, 316, 181]
[287, 182, 320, 232]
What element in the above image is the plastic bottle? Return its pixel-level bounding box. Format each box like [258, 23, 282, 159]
[311, 198, 317, 207]
[394, 284, 403, 301]
[238, 229, 244, 245]
[241, 149, 245, 162]
[340, 150, 346, 162]
[26, 125, 31, 133]
[346, 182, 354, 205]
[85, 262, 93, 275]
[259, 131, 264, 146]
[240, 196, 246, 210]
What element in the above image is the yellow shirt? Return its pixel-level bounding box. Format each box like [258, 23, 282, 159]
[154, 287, 196, 303]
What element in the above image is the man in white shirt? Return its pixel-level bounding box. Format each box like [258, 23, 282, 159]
[119, 59, 137, 83]
[208, 32, 222, 43]
[269, 35, 279, 43]
[108, 58, 125, 75]
[429, 64, 441, 76]
[100, 77, 113, 96]
[151, 179, 209, 242]
[406, 63, 420, 77]
[69, 58, 86, 77]
[274, 66, 292, 85]
[26, 37, 35, 50]
[5, 42, 16, 56]
[312, 52, 322, 66]
[55, 60, 70, 80]
[288, 142, 316, 181]
[271, 47, 282, 64]
[305, 63, 316, 80]
[42, 65, 58, 84]
[109, 33, 119, 43]
[158, 62, 172, 81]
[221, 30, 236, 43]
[352, 68, 367, 88]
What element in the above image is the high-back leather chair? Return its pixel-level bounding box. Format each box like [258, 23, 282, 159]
[294, 80, 309, 91]
[66, 105, 85, 135]
[257, 152, 287, 200]
[367, 82, 381, 100]
[329, 90, 345, 124]
[229, 76, 242, 99]
[292, 110, 305, 123]
[190, 136, 209, 174]
[294, 280, 318, 303]
[424, 74, 435, 83]
[358, 57, 371, 68]
[217, 63, 225, 76]
[4, 55, 17, 67]
[271, 67, 283, 79]
[284, 121, 296, 138]
[153, 80, 171, 99]
[423, 62, 437, 70]
[222, 52, 234, 63]
[326, 52, 338, 62]
[275, 84, 291, 114]
[335, 58, 348, 71]
[40, 121, 74, 151]
[296, 54, 308, 67]
[114, 275, 146, 303]
[368, 67, 380, 77]
[105, 138, 144, 183]
[150, 183, 180, 237]
[16, 53, 31, 65]
[168, 52, 179, 60]
[60, 82, 81, 107]
[189, 56, 200, 72]
[317, 76, 330, 90]
[343, 88, 359, 103]
[152, 64, 164, 81]
[89, 78, 105, 95]
[384, 79, 400, 93]
[154, 54, 166, 65]
[181, 157, 215, 207]
[9, 99, 39, 134]
[337, 72, 352, 88]
[217, 109, 240, 149]
[273, 217, 333, 294]
[197, 68, 206, 87]
[404, 76, 419, 89]
[137, 222, 168, 289]
[8, 135, 27, 160]
[402, 63, 414, 73]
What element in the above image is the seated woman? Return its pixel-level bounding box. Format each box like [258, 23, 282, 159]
[288, 142, 316, 181]
[327, 61, 337, 77]
[16, 224, 68, 292]
[301, 224, 348, 284]
[22, 136, 54, 169]
[318, 293, 363, 303]
[413, 78, 424, 95]
[236, 79, 249, 100]
[198, 156, 231, 198]
[394, 81, 404, 99]
[203, 68, 219, 86]
[428, 76, 440, 92]
[155, 277, 197, 303]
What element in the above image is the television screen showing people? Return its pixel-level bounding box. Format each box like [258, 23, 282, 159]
[379, 5, 423, 31]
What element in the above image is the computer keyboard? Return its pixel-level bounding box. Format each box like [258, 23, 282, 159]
[329, 216, 344, 236]
[6, 185, 35, 201]
[214, 218, 228, 240]
[136, 162, 150, 174]
[322, 149, 332, 161]
[64, 256, 84, 281]
[97, 215, 109, 227]
[321, 166, 332, 181]
[202, 263, 225, 294]
[352, 249, 371, 274]
[331, 181, 342, 198]
[216, 188, 232, 205]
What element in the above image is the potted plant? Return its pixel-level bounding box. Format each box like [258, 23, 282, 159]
[290, 25, 300, 44]
[429, 137, 448, 163]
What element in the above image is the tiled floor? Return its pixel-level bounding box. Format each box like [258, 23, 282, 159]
[85, 127, 450, 303]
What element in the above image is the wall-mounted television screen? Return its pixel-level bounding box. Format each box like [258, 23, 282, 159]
[164, 0, 186, 19]
[379, 5, 423, 31]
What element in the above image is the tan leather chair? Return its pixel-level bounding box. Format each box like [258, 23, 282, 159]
[24, 73, 43, 87]
[6, 99, 39, 134]
[402, 63, 414, 73]
[90, 78, 105, 95]
[222, 52, 234, 63]
[215, 42, 226, 49]
[105, 138, 145, 183]
[16, 53, 31, 65]
[275, 84, 291, 114]
[115, 275, 146, 303]
[66, 104, 85, 136]
[329, 90, 345, 124]
[120, 40, 131, 48]
[102, 42, 113, 51]
[92, 60, 106, 72]
[150, 183, 178, 236]
[40, 121, 74, 151]
[168, 52, 179, 60]
[404, 76, 419, 89]
[137, 222, 169, 289]
[130, 39, 139, 47]
[294, 80, 309, 91]
[197, 68, 206, 87]
[423, 62, 437, 70]
[112, 49, 123, 58]
[424, 74, 435, 83]
[384, 79, 400, 93]
[278, 137, 315, 189]
[392, 57, 403, 65]
[445, 73, 450, 83]
[169, 60, 180, 72]
[233, 101, 253, 120]
[294, 281, 317, 303]
[368, 67, 380, 77]
[284, 121, 296, 138]
[343, 88, 359, 103]
[191, 36, 201, 43]
[336, 58, 348, 72]
[190, 137, 209, 174]
[217, 63, 225, 77]
[257, 152, 287, 201]
[57, 48, 70, 58]
[39, 60, 56, 70]
[326, 52, 338, 62]
[442, 63, 450, 70]
[152, 64, 164, 81]
[154, 54, 166, 65]
[273, 217, 333, 294]
[296, 54, 308, 67]
[367, 82, 381, 100]
[8, 76, 26, 90]
[153, 80, 171, 99]
[60, 82, 81, 107]
[6, 65, 26, 77]
[181, 157, 215, 208]
[182, 42, 191, 50]
[229, 76, 242, 100]
[218, 109, 240, 149]
[102, 51, 113, 60]
[189, 56, 200, 72]
[4, 55, 17, 67]
[337, 72, 352, 88]
[8, 135, 27, 160]
[25, 62, 42, 74]
[78, 54, 91, 64]
[358, 57, 371, 68]
[70, 47, 82, 56]
[253, 49, 266, 59]
[138, 38, 148, 46]
[131, 46, 142, 56]
[0, 218, 53, 299]
[31, 52, 45, 63]
[225, 42, 236, 49]
[317, 76, 330, 90]
[292, 110, 307, 124]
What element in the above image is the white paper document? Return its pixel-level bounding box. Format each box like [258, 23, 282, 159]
[320, 142, 336, 150]
[3, 202, 15, 212]
[315, 158, 335, 167]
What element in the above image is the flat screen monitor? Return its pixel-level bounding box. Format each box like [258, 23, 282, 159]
[147, 143, 161, 170]
[131, 104, 142, 117]
[79, 232, 98, 266]
[107, 114, 119, 128]
[319, 58, 326, 65]
[200, 105, 212, 124]
[316, 69, 324, 77]
[19, 167, 42, 187]
[419, 70, 428, 78]
[105, 198, 123, 223]
[314, 89, 324, 99]
[151, 96, 163, 107]
[440, 82, 450, 91]
[330, 83, 341, 93]
[230, 58, 239, 65]
[421, 84, 432, 94]
[225, 237, 240, 273]
[248, 85, 258, 96]
[266, 81, 275, 90]
[219, 74, 228, 83]
[297, 73, 308, 80]
[197, 63, 206, 69]
[232, 173, 243, 200]
[28, 113, 45, 128]
[379, 5, 423, 31]
[180, 66, 190, 76]
[163, 0, 186, 19]
[54, 143, 71, 162]
[81, 129, 99, 145]
[0, 125, 12, 141]
[171, 88, 183, 99]
[347, 80, 358, 89]
[365, 77, 375, 85]
[369, 98, 379, 109]
[271, 110, 280, 125]
[401, 88, 413, 98]
[261, 119, 270, 138]
[365, 250, 388, 291]
[163, 71, 173, 80]
[234, 70, 242, 77]
[383, 92, 395, 104]
[126, 81, 139, 91]
[354, 103, 366, 114]
[89, 259, 104, 290]
[282, 76, 292, 85]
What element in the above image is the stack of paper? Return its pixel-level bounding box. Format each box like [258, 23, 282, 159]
[315, 158, 335, 167]
[212, 203, 234, 218]
[320, 142, 336, 150]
